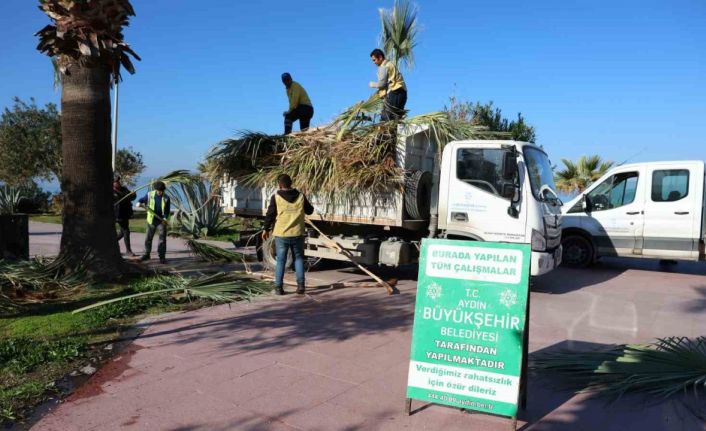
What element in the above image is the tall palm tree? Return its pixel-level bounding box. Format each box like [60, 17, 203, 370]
[36, 0, 140, 277]
[554, 155, 614, 195]
[379, 0, 419, 71]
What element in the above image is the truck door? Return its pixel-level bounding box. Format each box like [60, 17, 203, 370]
[583, 168, 643, 256]
[446, 146, 526, 242]
[642, 166, 701, 259]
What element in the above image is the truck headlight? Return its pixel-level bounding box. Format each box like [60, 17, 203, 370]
[531, 229, 546, 252]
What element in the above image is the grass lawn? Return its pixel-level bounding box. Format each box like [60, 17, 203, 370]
[29, 214, 258, 242]
[0, 278, 204, 425]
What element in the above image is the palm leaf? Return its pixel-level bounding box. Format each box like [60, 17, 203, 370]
[184, 239, 247, 263]
[530, 337, 706, 400]
[72, 272, 271, 313]
[379, 0, 419, 70]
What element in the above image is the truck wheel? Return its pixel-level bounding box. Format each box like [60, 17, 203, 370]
[561, 235, 593, 268]
[261, 235, 293, 271]
[405, 170, 432, 220]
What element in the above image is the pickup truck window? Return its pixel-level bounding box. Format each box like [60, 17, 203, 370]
[651, 169, 689, 202]
[586, 172, 638, 212]
[456, 148, 511, 198]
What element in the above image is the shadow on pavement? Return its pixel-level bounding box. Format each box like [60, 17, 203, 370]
[531, 266, 627, 295]
[682, 286, 706, 313]
[136, 288, 416, 356]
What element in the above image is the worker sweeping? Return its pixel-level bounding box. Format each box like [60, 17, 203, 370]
[368, 48, 407, 121]
[138, 181, 171, 264]
[281, 73, 314, 135]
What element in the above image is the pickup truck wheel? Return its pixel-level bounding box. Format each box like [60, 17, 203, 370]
[405, 170, 432, 220]
[261, 235, 293, 271]
[561, 235, 593, 268]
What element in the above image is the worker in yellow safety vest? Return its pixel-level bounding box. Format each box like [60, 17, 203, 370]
[282, 72, 314, 135]
[137, 181, 171, 264]
[368, 48, 407, 121]
[261, 174, 314, 295]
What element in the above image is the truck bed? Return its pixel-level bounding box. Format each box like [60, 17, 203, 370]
[221, 125, 438, 229]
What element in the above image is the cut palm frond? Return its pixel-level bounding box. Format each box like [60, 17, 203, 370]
[379, 0, 419, 71]
[206, 95, 516, 202]
[0, 254, 92, 311]
[530, 337, 706, 400]
[185, 239, 247, 263]
[115, 170, 197, 207]
[72, 272, 271, 313]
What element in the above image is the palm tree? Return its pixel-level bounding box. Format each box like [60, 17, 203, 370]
[379, 0, 419, 71]
[36, 0, 140, 277]
[554, 155, 614, 195]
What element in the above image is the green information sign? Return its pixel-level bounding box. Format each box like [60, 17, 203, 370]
[406, 239, 531, 417]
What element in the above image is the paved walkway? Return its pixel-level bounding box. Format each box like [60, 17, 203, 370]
[26, 222, 706, 430]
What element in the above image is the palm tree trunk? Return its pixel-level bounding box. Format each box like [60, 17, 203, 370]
[59, 64, 124, 278]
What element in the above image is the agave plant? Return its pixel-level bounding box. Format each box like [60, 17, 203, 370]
[531, 337, 706, 400]
[0, 186, 23, 215]
[73, 272, 271, 313]
[168, 179, 227, 238]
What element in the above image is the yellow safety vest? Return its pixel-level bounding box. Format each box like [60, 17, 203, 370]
[287, 81, 312, 112]
[146, 191, 168, 225]
[272, 194, 305, 237]
[378, 60, 406, 97]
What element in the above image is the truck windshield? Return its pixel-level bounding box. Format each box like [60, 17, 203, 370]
[524, 147, 559, 203]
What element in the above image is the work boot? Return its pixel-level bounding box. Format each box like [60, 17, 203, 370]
[159, 257, 167, 264]
[139, 254, 150, 261]
[274, 287, 285, 296]
[296, 284, 305, 295]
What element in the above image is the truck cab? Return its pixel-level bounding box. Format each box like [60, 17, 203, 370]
[561, 161, 706, 266]
[436, 141, 563, 275]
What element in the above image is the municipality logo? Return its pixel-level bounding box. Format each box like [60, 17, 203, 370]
[426, 282, 442, 300]
[499, 288, 518, 308]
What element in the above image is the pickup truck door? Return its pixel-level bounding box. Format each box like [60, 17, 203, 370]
[641, 165, 702, 259]
[583, 167, 644, 256]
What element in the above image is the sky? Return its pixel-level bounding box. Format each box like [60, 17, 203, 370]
[0, 0, 704, 186]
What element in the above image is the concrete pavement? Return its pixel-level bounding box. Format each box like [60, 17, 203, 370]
[26, 222, 706, 430]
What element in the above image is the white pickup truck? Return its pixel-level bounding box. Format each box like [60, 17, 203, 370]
[561, 161, 706, 266]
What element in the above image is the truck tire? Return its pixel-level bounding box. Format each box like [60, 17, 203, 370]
[404, 170, 432, 220]
[261, 235, 293, 271]
[561, 235, 594, 268]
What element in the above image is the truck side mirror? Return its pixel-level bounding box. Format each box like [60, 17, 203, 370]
[581, 195, 590, 212]
[501, 152, 518, 180]
[502, 183, 520, 202]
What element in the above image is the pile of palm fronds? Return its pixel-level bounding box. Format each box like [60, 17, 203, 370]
[206, 98, 508, 200]
[0, 254, 90, 311]
[530, 337, 706, 400]
[73, 272, 271, 313]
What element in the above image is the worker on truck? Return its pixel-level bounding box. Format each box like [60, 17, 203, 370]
[281, 73, 314, 135]
[262, 174, 314, 295]
[368, 48, 407, 121]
